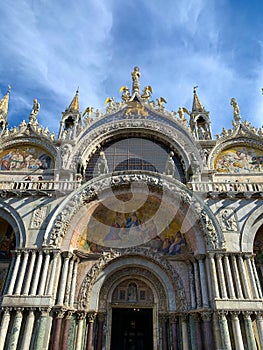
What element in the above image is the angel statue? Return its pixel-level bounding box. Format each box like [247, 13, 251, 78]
[230, 98, 241, 122]
[119, 86, 130, 102]
[177, 107, 189, 126]
[165, 151, 175, 177]
[29, 98, 40, 124]
[82, 107, 94, 126]
[104, 97, 115, 113]
[97, 151, 109, 175]
[141, 85, 153, 101]
[156, 97, 167, 108]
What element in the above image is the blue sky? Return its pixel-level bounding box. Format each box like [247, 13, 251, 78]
[0, 0, 263, 135]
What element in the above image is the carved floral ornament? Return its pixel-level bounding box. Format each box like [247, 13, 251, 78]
[44, 172, 224, 251]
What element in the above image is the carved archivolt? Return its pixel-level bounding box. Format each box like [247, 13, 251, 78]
[78, 248, 187, 312]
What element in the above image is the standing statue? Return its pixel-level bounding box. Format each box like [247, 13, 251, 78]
[120, 86, 130, 102]
[230, 98, 240, 121]
[141, 85, 153, 101]
[29, 99, 40, 124]
[97, 151, 109, 175]
[131, 66, 141, 93]
[165, 151, 175, 177]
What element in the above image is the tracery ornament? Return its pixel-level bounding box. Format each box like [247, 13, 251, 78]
[78, 247, 187, 312]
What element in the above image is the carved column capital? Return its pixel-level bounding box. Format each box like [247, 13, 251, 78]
[195, 254, 206, 261]
[255, 312, 263, 320]
[87, 311, 97, 323]
[201, 311, 213, 322]
[61, 251, 73, 259]
[217, 310, 228, 320]
[230, 311, 240, 320]
[242, 311, 253, 319]
[76, 311, 87, 320]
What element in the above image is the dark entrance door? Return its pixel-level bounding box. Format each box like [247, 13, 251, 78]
[111, 308, 153, 350]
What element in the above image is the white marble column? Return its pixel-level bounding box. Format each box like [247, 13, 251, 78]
[7, 251, 21, 294]
[75, 312, 86, 350]
[216, 254, 227, 299]
[193, 261, 202, 308]
[35, 308, 51, 350]
[256, 312, 263, 347]
[244, 254, 259, 299]
[242, 311, 257, 350]
[20, 310, 35, 350]
[8, 308, 23, 350]
[57, 252, 72, 305]
[230, 255, 243, 299]
[38, 251, 51, 295]
[47, 251, 60, 296]
[223, 254, 235, 299]
[181, 315, 189, 350]
[14, 251, 29, 295]
[0, 308, 11, 350]
[208, 254, 220, 299]
[70, 258, 79, 307]
[196, 255, 209, 307]
[237, 255, 250, 298]
[23, 251, 37, 295]
[3, 252, 16, 294]
[217, 311, 231, 350]
[251, 255, 263, 298]
[230, 312, 244, 350]
[64, 258, 74, 307]
[30, 251, 43, 295]
[188, 262, 196, 308]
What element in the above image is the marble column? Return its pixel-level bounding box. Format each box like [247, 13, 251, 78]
[75, 312, 86, 350]
[216, 254, 227, 299]
[188, 263, 196, 308]
[237, 255, 250, 298]
[207, 253, 219, 299]
[38, 251, 51, 295]
[169, 313, 179, 350]
[196, 255, 209, 307]
[242, 311, 257, 350]
[61, 311, 73, 350]
[35, 308, 51, 350]
[191, 313, 202, 350]
[96, 313, 105, 350]
[230, 255, 243, 299]
[181, 314, 189, 350]
[256, 312, 263, 348]
[251, 255, 263, 298]
[23, 251, 37, 295]
[64, 259, 74, 307]
[8, 308, 23, 350]
[70, 258, 79, 307]
[20, 309, 35, 350]
[230, 312, 244, 350]
[0, 308, 11, 350]
[3, 252, 16, 294]
[57, 252, 72, 305]
[223, 254, 236, 299]
[7, 251, 21, 294]
[52, 310, 65, 350]
[244, 254, 259, 299]
[160, 314, 168, 350]
[15, 251, 29, 295]
[193, 261, 202, 308]
[86, 312, 96, 350]
[217, 311, 231, 350]
[47, 251, 60, 296]
[30, 251, 43, 295]
[201, 312, 214, 350]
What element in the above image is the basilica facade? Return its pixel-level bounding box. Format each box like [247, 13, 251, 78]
[0, 68, 262, 350]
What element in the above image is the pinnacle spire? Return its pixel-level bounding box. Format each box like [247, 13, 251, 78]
[192, 85, 205, 112]
[67, 88, 80, 112]
[0, 85, 11, 120]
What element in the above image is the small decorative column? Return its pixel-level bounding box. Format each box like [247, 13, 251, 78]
[64, 259, 74, 307]
[217, 311, 231, 350]
[86, 312, 97, 350]
[207, 253, 219, 299]
[193, 261, 202, 308]
[8, 308, 23, 350]
[96, 313, 105, 350]
[0, 308, 11, 350]
[180, 314, 189, 350]
[216, 254, 227, 299]
[244, 254, 259, 299]
[230, 312, 245, 350]
[251, 255, 263, 298]
[61, 311, 73, 350]
[237, 255, 250, 298]
[7, 251, 21, 294]
[47, 251, 60, 296]
[38, 251, 51, 295]
[23, 251, 37, 295]
[242, 311, 257, 350]
[196, 255, 209, 307]
[75, 312, 86, 350]
[191, 313, 202, 350]
[256, 312, 263, 346]
[160, 314, 168, 350]
[169, 313, 179, 350]
[20, 309, 35, 350]
[230, 255, 244, 299]
[201, 312, 214, 349]
[223, 254, 236, 299]
[30, 251, 43, 295]
[70, 258, 79, 307]
[35, 308, 51, 350]
[52, 310, 65, 350]
[3, 252, 16, 294]
[14, 251, 29, 295]
[57, 252, 72, 305]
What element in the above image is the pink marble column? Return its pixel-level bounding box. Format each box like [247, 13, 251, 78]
[160, 314, 168, 350]
[52, 310, 65, 350]
[192, 313, 202, 350]
[96, 313, 105, 350]
[61, 311, 73, 350]
[201, 311, 214, 349]
[86, 312, 97, 350]
[169, 313, 179, 350]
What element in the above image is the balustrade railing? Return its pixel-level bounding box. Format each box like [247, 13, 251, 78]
[0, 180, 81, 192]
[188, 181, 263, 192]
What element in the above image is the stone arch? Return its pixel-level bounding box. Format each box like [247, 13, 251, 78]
[0, 202, 26, 247]
[78, 249, 186, 312]
[241, 205, 263, 252]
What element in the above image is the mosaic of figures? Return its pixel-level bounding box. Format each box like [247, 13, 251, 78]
[0, 146, 53, 171]
[214, 146, 263, 173]
[77, 194, 192, 257]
